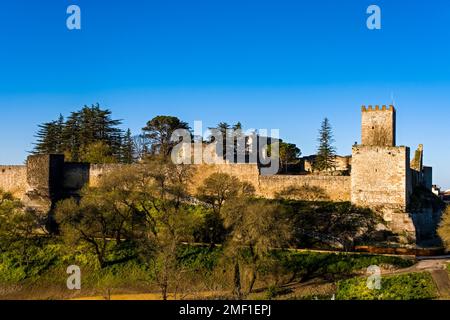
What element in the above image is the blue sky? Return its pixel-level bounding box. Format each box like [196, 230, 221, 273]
[0, 0, 449, 188]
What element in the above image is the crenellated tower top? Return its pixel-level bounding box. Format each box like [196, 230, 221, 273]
[360, 105, 396, 146]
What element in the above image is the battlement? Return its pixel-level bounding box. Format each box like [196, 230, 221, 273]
[361, 105, 395, 112]
[361, 104, 396, 147]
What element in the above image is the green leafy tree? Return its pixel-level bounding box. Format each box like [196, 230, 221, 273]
[197, 173, 254, 244]
[222, 199, 292, 298]
[125, 159, 200, 300]
[55, 196, 116, 268]
[438, 206, 450, 250]
[80, 141, 117, 164]
[279, 142, 301, 173]
[313, 118, 336, 172]
[0, 190, 44, 261]
[56, 160, 201, 299]
[142, 116, 190, 158]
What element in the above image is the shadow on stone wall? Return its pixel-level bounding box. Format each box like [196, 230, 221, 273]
[409, 186, 446, 246]
[274, 185, 330, 201]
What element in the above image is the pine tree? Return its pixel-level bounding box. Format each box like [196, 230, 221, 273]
[33, 114, 65, 154]
[33, 104, 124, 163]
[313, 118, 336, 172]
[121, 129, 135, 164]
[61, 110, 82, 161]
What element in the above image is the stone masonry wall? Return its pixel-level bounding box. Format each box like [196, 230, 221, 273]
[351, 145, 416, 238]
[0, 161, 353, 203]
[190, 163, 350, 201]
[0, 165, 28, 198]
[89, 164, 123, 187]
[351, 145, 411, 209]
[361, 105, 396, 147]
[189, 164, 261, 194]
[258, 175, 351, 201]
[62, 163, 90, 193]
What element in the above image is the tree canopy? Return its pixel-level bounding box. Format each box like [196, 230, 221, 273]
[142, 115, 190, 158]
[33, 104, 132, 163]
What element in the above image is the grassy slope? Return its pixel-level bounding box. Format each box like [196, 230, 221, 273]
[0, 241, 420, 300]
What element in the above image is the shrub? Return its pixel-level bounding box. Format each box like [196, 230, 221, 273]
[274, 251, 414, 282]
[336, 272, 437, 300]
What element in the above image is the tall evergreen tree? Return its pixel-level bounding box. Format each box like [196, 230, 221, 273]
[313, 118, 336, 172]
[121, 129, 135, 164]
[33, 114, 65, 154]
[33, 104, 124, 163]
[60, 110, 82, 161]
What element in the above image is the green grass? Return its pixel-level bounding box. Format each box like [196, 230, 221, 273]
[336, 272, 438, 300]
[0, 239, 417, 299]
[274, 251, 414, 281]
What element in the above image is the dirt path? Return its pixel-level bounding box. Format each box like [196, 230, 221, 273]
[430, 270, 450, 298]
[384, 258, 450, 298]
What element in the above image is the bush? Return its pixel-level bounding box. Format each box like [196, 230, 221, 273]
[274, 251, 414, 282]
[0, 239, 60, 283]
[336, 272, 437, 300]
[177, 246, 221, 272]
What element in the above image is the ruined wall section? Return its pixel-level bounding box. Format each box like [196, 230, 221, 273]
[0, 165, 28, 198]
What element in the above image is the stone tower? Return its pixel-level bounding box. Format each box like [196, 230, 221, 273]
[352, 106, 415, 239]
[361, 105, 396, 147]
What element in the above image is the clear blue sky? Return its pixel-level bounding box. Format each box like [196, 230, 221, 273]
[0, 0, 449, 188]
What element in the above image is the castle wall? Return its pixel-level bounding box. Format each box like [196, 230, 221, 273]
[0, 165, 28, 198]
[189, 164, 261, 193]
[189, 163, 350, 201]
[258, 175, 351, 201]
[302, 155, 351, 173]
[423, 166, 433, 190]
[351, 145, 416, 238]
[351, 145, 411, 209]
[63, 163, 90, 193]
[27, 154, 65, 199]
[88, 164, 123, 187]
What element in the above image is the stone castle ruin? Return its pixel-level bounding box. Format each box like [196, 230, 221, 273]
[0, 106, 443, 244]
